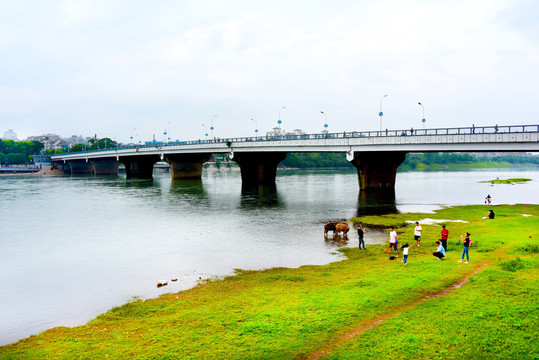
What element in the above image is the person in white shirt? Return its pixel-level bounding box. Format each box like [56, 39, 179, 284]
[389, 227, 399, 254]
[414, 221, 422, 247]
[401, 243, 409, 265]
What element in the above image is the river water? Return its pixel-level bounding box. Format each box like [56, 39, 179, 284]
[0, 168, 538, 345]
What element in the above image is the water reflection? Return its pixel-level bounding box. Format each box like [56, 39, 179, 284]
[356, 190, 397, 216]
[240, 183, 283, 208]
[122, 178, 155, 189]
[170, 179, 206, 197]
[324, 236, 349, 247]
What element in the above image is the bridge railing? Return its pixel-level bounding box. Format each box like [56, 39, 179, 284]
[55, 124, 539, 156]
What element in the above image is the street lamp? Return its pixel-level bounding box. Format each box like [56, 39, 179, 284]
[202, 124, 208, 138]
[163, 121, 171, 142]
[130, 128, 140, 145]
[379, 94, 388, 134]
[278, 106, 286, 129]
[210, 115, 217, 138]
[251, 118, 258, 135]
[418, 102, 426, 129]
[321, 111, 328, 132]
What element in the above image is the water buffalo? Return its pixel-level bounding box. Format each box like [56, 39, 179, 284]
[324, 222, 337, 235]
[335, 222, 350, 238]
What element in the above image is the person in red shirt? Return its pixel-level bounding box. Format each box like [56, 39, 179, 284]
[440, 225, 449, 251]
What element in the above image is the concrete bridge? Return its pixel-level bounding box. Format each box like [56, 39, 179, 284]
[51, 124, 539, 191]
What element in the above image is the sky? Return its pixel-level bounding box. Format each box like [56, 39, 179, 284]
[1, 0, 538, 144]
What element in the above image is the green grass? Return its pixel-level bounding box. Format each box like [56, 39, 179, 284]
[399, 161, 538, 172]
[1, 205, 538, 359]
[326, 256, 539, 360]
[479, 178, 532, 184]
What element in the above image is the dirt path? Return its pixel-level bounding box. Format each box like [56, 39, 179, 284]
[306, 262, 489, 360]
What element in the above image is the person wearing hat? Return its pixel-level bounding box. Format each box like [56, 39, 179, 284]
[432, 241, 446, 260]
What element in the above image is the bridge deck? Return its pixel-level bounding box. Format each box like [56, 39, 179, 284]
[51, 124, 539, 162]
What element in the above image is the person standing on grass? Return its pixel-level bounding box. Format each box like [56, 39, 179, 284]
[389, 227, 399, 254]
[440, 225, 449, 251]
[358, 224, 366, 250]
[401, 243, 409, 265]
[459, 232, 472, 263]
[414, 221, 422, 247]
[432, 241, 446, 260]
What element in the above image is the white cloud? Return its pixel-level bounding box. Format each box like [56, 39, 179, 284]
[0, 0, 538, 142]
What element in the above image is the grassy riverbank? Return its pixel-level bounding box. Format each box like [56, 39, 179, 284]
[1, 205, 538, 359]
[398, 161, 539, 172]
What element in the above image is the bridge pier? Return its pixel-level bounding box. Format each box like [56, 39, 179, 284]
[51, 161, 71, 174]
[165, 153, 212, 179]
[89, 158, 119, 175]
[350, 151, 406, 191]
[120, 155, 160, 179]
[66, 160, 94, 175]
[232, 152, 287, 185]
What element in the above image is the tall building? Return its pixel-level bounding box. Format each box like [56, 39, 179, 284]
[2, 129, 18, 140]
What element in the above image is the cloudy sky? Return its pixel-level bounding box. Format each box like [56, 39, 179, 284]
[1, 0, 538, 143]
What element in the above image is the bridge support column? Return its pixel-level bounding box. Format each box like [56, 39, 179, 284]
[165, 153, 212, 179]
[121, 155, 160, 179]
[51, 161, 71, 174]
[66, 160, 94, 175]
[89, 158, 119, 175]
[232, 152, 287, 185]
[350, 151, 406, 191]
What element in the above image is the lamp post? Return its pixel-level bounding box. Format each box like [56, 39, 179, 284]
[163, 121, 171, 142]
[379, 94, 388, 135]
[251, 118, 258, 136]
[278, 106, 286, 129]
[130, 128, 139, 145]
[210, 115, 217, 138]
[418, 102, 426, 129]
[321, 111, 328, 133]
[202, 124, 208, 139]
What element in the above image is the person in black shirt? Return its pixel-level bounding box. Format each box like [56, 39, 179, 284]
[459, 232, 471, 263]
[357, 224, 366, 250]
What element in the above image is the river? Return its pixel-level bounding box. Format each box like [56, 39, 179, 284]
[0, 168, 538, 345]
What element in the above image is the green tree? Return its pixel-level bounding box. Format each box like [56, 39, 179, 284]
[87, 138, 117, 150]
[7, 153, 27, 164]
[281, 153, 353, 168]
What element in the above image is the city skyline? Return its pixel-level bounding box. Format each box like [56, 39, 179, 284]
[1, 1, 538, 144]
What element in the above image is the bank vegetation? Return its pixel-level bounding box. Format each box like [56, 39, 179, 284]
[1, 204, 537, 359]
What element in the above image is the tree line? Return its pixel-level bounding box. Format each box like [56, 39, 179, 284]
[42, 138, 118, 155]
[400, 152, 539, 171]
[280, 152, 539, 169]
[2, 139, 537, 169]
[0, 138, 120, 165]
[0, 139, 44, 165]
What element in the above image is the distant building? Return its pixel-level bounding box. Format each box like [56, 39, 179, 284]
[2, 129, 17, 140]
[32, 155, 51, 169]
[66, 135, 87, 145]
[266, 128, 305, 137]
[26, 134, 70, 150]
